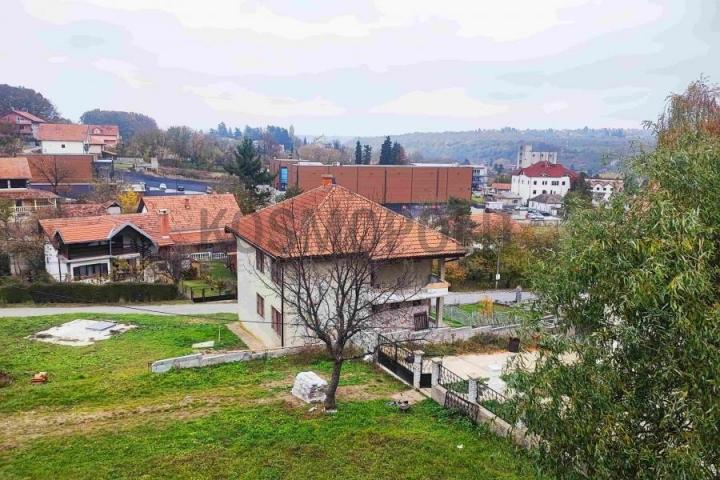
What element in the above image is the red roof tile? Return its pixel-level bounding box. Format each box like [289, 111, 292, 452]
[515, 162, 577, 179]
[0, 188, 59, 200]
[491, 182, 511, 191]
[40, 213, 173, 246]
[139, 193, 241, 233]
[0, 157, 32, 179]
[227, 185, 466, 260]
[36, 123, 88, 142]
[25, 155, 94, 184]
[5, 109, 46, 123]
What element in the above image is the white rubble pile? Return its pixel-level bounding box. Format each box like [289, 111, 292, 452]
[30, 319, 136, 347]
[291, 371, 328, 403]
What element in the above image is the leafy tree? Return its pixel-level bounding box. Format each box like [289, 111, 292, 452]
[0, 123, 23, 156]
[0, 84, 63, 121]
[439, 197, 476, 246]
[117, 191, 140, 213]
[355, 140, 362, 165]
[80, 109, 158, 141]
[362, 144, 372, 165]
[224, 138, 275, 212]
[379, 136, 393, 165]
[511, 79, 720, 479]
[281, 185, 303, 200]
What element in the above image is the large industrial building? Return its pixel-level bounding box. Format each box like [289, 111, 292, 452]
[269, 159, 472, 206]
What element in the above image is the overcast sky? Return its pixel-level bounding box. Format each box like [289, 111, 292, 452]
[3, 0, 718, 135]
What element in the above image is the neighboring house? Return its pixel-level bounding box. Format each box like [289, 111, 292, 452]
[528, 193, 564, 216]
[24, 154, 95, 197]
[39, 194, 241, 281]
[35, 123, 120, 158]
[57, 201, 122, 217]
[489, 182, 511, 194]
[471, 165, 488, 191]
[0, 109, 46, 137]
[511, 161, 577, 203]
[516, 144, 558, 169]
[225, 183, 467, 349]
[0, 157, 59, 218]
[588, 173, 624, 205]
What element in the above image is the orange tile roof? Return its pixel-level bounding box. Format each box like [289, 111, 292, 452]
[227, 185, 466, 260]
[87, 125, 119, 136]
[0, 157, 32, 179]
[491, 182, 512, 191]
[139, 193, 241, 232]
[471, 212, 523, 235]
[57, 202, 119, 217]
[36, 123, 89, 142]
[40, 195, 239, 247]
[0, 188, 59, 200]
[6, 109, 46, 123]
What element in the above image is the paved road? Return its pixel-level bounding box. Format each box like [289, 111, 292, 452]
[0, 302, 237, 318]
[444, 290, 536, 305]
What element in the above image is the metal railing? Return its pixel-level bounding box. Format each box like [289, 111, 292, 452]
[476, 383, 507, 404]
[438, 364, 470, 400]
[185, 252, 227, 262]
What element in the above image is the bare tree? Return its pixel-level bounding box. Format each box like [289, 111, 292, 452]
[262, 193, 431, 411]
[28, 157, 73, 194]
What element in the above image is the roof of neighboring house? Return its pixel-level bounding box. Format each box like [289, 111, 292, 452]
[36, 123, 89, 142]
[514, 161, 578, 179]
[25, 155, 95, 184]
[87, 125, 120, 136]
[529, 193, 564, 204]
[57, 201, 120, 217]
[138, 194, 240, 236]
[227, 185, 466, 260]
[39, 213, 173, 246]
[491, 182, 511, 191]
[40, 195, 239, 247]
[3, 109, 46, 123]
[471, 213, 523, 235]
[0, 188, 59, 200]
[0, 157, 32, 179]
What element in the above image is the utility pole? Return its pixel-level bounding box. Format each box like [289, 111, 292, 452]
[494, 240, 501, 290]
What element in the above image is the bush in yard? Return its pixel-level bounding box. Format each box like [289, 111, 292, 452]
[0, 282, 179, 304]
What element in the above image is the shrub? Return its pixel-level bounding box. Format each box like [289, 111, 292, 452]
[0, 282, 180, 304]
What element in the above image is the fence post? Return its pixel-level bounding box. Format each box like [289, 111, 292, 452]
[468, 376, 478, 403]
[430, 357, 442, 387]
[412, 350, 424, 389]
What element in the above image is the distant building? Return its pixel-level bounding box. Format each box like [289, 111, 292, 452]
[269, 159, 472, 205]
[587, 173, 624, 205]
[36, 123, 120, 157]
[516, 144, 558, 169]
[0, 109, 46, 138]
[471, 165, 488, 190]
[511, 161, 577, 203]
[528, 193, 564, 216]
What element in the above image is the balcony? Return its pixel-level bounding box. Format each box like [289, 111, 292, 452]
[63, 246, 142, 260]
[371, 274, 449, 304]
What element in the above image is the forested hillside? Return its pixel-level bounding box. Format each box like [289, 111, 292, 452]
[353, 128, 655, 173]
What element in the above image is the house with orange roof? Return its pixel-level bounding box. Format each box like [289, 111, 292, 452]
[0, 109, 46, 137]
[511, 161, 578, 203]
[0, 157, 59, 218]
[225, 179, 467, 348]
[36, 123, 120, 157]
[39, 194, 241, 281]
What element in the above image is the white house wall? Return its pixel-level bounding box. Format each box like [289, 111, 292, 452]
[41, 140, 86, 154]
[511, 174, 571, 203]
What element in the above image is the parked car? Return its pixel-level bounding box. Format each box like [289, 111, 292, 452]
[177, 185, 185, 192]
[159, 183, 167, 190]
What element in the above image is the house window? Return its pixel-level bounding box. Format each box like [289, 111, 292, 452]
[533, 180, 537, 185]
[413, 312, 429, 331]
[271, 259, 281, 285]
[256, 294, 265, 318]
[551, 180, 559, 186]
[256, 249, 265, 273]
[532, 190, 537, 195]
[542, 180, 547, 185]
[271, 307, 282, 336]
[61, 144, 66, 149]
[72, 263, 108, 279]
[561, 181, 566, 186]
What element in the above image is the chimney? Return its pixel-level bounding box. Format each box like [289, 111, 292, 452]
[321, 174, 335, 187]
[158, 208, 170, 238]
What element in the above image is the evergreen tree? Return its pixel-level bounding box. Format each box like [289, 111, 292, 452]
[217, 122, 228, 137]
[379, 136, 393, 165]
[224, 138, 275, 212]
[355, 140, 362, 164]
[391, 141, 407, 165]
[362, 145, 372, 165]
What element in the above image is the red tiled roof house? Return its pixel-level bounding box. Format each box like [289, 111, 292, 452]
[0, 157, 59, 217]
[39, 194, 240, 281]
[0, 109, 46, 137]
[510, 161, 578, 203]
[225, 182, 467, 348]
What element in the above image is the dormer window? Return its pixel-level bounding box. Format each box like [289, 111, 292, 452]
[93, 128, 101, 134]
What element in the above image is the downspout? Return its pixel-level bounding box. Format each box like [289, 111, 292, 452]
[280, 263, 285, 348]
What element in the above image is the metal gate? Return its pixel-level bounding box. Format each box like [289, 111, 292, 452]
[377, 334, 432, 387]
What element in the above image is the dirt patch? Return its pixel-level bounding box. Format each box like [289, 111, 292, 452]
[0, 371, 12, 388]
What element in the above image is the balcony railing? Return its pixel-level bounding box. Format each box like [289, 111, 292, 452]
[11, 205, 55, 215]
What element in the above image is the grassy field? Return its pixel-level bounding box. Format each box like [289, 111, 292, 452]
[0, 312, 545, 479]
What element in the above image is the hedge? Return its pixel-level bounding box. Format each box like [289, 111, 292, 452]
[0, 282, 180, 304]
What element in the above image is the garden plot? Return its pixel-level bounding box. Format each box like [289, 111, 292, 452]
[29, 320, 136, 346]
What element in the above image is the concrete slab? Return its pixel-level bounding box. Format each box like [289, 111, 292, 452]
[30, 319, 136, 347]
[441, 351, 538, 394]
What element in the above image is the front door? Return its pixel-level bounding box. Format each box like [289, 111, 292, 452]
[413, 312, 429, 331]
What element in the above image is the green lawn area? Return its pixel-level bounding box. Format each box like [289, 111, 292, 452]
[0, 313, 545, 479]
[182, 261, 236, 297]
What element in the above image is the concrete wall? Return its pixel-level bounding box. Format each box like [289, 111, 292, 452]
[41, 140, 86, 154]
[151, 344, 310, 373]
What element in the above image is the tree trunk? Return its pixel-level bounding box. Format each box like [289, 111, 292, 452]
[324, 358, 344, 411]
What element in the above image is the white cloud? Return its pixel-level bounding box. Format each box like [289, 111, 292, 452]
[371, 88, 508, 117]
[183, 82, 346, 117]
[93, 58, 151, 88]
[542, 101, 569, 113]
[48, 55, 69, 63]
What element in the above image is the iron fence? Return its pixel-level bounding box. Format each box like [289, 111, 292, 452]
[438, 364, 469, 400]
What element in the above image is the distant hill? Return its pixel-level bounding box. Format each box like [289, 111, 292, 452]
[350, 128, 655, 174]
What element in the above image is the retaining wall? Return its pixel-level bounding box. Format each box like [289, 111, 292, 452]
[151, 345, 309, 373]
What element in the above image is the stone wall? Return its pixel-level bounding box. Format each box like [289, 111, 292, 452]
[151, 345, 310, 373]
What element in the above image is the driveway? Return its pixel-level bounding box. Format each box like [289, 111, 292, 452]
[441, 351, 538, 394]
[0, 302, 237, 318]
[444, 290, 536, 306]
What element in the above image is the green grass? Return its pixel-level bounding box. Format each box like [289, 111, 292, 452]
[182, 261, 236, 297]
[0, 313, 545, 479]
